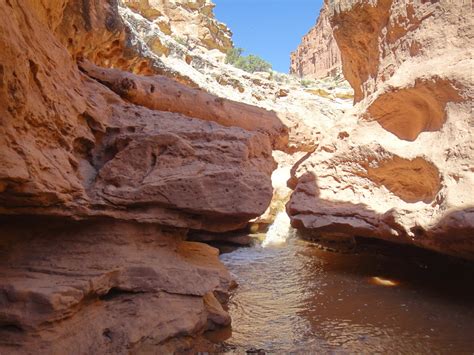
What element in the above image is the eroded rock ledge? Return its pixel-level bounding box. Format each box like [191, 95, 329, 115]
[0, 0, 277, 352]
[0, 219, 232, 352]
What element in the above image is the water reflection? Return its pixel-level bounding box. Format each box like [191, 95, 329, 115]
[370, 276, 399, 287]
[207, 234, 474, 353]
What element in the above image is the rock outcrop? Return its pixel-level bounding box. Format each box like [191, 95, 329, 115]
[287, 0, 474, 259]
[0, 219, 232, 352]
[290, 5, 342, 78]
[0, 0, 275, 352]
[122, 0, 233, 53]
[78, 60, 288, 150]
[112, 2, 355, 154]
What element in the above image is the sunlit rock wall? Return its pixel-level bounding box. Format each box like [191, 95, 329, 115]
[290, 5, 342, 78]
[288, 0, 474, 259]
[122, 0, 233, 52]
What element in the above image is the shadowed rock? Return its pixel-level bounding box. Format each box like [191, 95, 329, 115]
[0, 219, 232, 352]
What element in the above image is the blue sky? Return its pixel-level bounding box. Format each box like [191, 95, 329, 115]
[213, 0, 324, 73]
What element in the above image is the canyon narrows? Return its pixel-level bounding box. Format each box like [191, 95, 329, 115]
[1, 0, 473, 353]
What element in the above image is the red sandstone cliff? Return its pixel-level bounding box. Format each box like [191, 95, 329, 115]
[0, 0, 280, 352]
[290, 5, 342, 78]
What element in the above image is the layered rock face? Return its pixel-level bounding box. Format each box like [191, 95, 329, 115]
[288, 0, 474, 259]
[113, 2, 355, 156]
[0, 220, 232, 352]
[122, 0, 233, 53]
[114, 0, 357, 157]
[290, 5, 342, 78]
[0, 0, 277, 352]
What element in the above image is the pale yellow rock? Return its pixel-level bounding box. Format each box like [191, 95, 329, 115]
[122, 0, 233, 52]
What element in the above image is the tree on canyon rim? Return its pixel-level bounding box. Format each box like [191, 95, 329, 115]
[226, 47, 272, 73]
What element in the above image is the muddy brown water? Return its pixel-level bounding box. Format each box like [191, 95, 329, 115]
[204, 233, 474, 353]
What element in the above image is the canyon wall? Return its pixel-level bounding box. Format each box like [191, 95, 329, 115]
[290, 5, 342, 78]
[122, 0, 233, 53]
[288, 0, 474, 259]
[113, 0, 353, 155]
[1, 0, 472, 352]
[0, 0, 278, 352]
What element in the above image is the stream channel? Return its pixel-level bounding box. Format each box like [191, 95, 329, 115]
[204, 212, 474, 353]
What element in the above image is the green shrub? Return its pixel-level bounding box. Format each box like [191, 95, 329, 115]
[226, 47, 244, 64]
[300, 79, 313, 88]
[271, 71, 291, 84]
[225, 47, 272, 73]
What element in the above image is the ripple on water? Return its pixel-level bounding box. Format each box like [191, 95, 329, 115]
[208, 235, 474, 353]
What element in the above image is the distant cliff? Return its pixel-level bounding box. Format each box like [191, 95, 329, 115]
[290, 5, 342, 78]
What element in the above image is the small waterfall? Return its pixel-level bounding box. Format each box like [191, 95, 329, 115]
[262, 211, 292, 247]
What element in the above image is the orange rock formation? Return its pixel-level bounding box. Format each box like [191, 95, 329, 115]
[0, 0, 275, 351]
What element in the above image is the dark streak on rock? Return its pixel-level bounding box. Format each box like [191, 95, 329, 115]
[81, 0, 92, 31]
